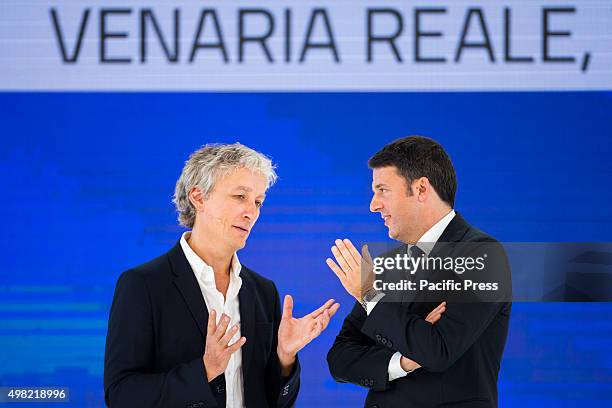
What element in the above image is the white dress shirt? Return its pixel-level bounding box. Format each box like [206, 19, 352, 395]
[365, 210, 456, 381]
[180, 232, 245, 408]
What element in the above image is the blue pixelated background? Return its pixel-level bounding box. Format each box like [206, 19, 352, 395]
[0, 92, 611, 407]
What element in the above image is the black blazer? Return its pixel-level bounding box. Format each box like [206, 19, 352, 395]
[104, 241, 300, 408]
[327, 213, 512, 408]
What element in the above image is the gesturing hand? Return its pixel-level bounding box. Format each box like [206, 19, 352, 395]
[277, 295, 340, 371]
[326, 239, 374, 302]
[203, 309, 247, 381]
[399, 302, 447, 373]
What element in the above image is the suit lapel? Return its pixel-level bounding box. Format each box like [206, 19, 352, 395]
[429, 212, 471, 257]
[169, 239, 257, 400]
[169, 242, 209, 338]
[406, 212, 471, 306]
[238, 270, 255, 392]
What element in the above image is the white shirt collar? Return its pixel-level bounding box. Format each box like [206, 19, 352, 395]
[413, 209, 456, 256]
[179, 231, 242, 284]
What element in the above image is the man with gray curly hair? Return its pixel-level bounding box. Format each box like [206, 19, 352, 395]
[104, 143, 339, 408]
[173, 143, 278, 230]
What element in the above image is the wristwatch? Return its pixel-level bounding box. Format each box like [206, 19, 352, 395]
[360, 287, 383, 310]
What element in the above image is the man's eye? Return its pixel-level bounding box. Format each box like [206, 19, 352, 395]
[255, 201, 263, 208]
[234, 194, 246, 200]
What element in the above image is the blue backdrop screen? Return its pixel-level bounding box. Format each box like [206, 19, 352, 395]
[0, 92, 611, 407]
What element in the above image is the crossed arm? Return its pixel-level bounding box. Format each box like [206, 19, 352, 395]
[326, 238, 510, 378]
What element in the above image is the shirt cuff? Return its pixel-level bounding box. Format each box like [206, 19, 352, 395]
[365, 292, 385, 315]
[388, 352, 409, 381]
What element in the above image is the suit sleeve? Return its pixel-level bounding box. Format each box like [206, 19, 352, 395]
[265, 283, 300, 407]
[104, 270, 220, 408]
[326, 301, 396, 391]
[360, 242, 511, 373]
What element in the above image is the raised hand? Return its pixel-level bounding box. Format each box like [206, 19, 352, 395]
[203, 309, 247, 381]
[326, 239, 374, 301]
[277, 295, 340, 373]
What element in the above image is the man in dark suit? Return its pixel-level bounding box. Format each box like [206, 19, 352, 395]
[104, 143, 339, 407]
[326, 136, 511, 407]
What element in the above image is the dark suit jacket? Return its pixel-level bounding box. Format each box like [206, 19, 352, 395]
[327, 213, 512, 408]
[104, 241, 300, 408]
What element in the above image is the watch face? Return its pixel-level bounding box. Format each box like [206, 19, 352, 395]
[365, 289, 379, 302]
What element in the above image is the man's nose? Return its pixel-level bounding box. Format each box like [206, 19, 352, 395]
[243, 201, 257, 220]
[370, 196, 381, 213]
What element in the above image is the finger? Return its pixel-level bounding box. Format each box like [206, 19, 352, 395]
[429, 302, 446, 316]
[227, 336, 247, 354]
[308, 319, 323, 341]
[425, 309, 441, 323]
[331, 245, 353, 274]
[433, 305, 447, 317]
[308, 299, 335, 318]
[315, 309, 330, 328]
[335, 239, 360, 272]
[327, 302, 340, 318]
[317, 311, 330, 333]
[282, 294, 293, 320]
[317, 309, 331, 331]
[220, 323, 240, 346]
[427, 302, 446, 316]
[207, 309, 217, 336]
[326, 258, 346, 281]
[215, 313, 231, 340]
[362, 244, 373, 265]
[343, 239, 363, 267]
[310, 309, 333, 339]
[431, 307, 446, 318]
[425, 303, 445, 323]
[427, 314, 442, 324]
[435, 301, 447, 310]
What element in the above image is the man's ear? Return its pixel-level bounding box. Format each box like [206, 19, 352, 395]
[415, 177, 430, 202]
[188, 186, 206, 213]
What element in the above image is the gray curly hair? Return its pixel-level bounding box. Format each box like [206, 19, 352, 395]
[173, 143, 277, 228]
